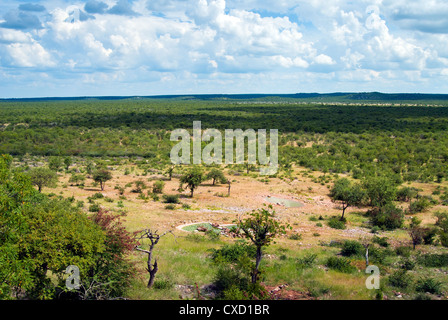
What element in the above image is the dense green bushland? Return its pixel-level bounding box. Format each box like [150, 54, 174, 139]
[2, 99, 448, 183]
[0, 154, 135, 300]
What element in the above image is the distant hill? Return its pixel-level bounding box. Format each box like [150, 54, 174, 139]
[2, 92, 448, 102]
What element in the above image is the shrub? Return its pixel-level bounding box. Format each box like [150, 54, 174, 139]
[92, 192, 104, 199]
[325, 256, 356, 273]
[388, 270, 413, 289]
[408, 198, 432, 214]
[395, 246, 412, 258]
[416, 277, 443, 295]
[414, 293, 433, 300]
[164, 204, 176, 210]
[162, 194, 180, 204]
[422, 227, 438, 245]
[288, 233, 303, 241]
[400, 258, 416, 270]
[396, 186, 418, 202]
[181, 203, 191, 210]
[205, 229, 220, 241]
[297, 254, 317, 268]
[186, 233, 206, 243]
[152, 180, 165, 194]
[340, 240, 364, 257]
[417, 254, 448, 268]
[372, 236, 389, 247]
[368, 204, 404, 230]
[210, 241, 256, 264]
[89, 203, 101, 212]
[153, 277, 174, 290]
[327, 216, 346, 230]
[368, 246, 395, 265]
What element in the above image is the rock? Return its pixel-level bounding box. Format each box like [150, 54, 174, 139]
[197, 226, 207, 232]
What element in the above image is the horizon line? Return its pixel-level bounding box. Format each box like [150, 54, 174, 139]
[2, 91, 448, 101]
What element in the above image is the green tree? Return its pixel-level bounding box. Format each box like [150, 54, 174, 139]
[27, 167, 59, 192]
[0, 155, 106, 299]
[368, 203, 404, 230]
[69, 173, 86, 186]
[81, 209, 136, 299]
[435, 211, 448, 247]
[165, 166, 174, 181]
[330, 178, 366, 220]
[236, 205, 290, 284]
[408, 217, 424, 250]
[63, 157, 72, 171]
[85, 160, 95, 175]
[363, 176, 398, 207]
[48, 156, 63, 172]
[93, 169, 112, 191]
[179, 166, 204, 197]
[206, 168, 227, 185]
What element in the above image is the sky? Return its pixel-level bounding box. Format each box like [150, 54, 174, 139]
[1, 0, 448, 98]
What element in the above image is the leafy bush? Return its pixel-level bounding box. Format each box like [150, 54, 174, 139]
[417, 254, 448, 268]
[409, 197, 432, 214]
[416, 277, 443, 295]
[368, 204, 404, 230]
[400, 258, 416, 270]
[395, 246, 412, 257]
[89, 203, 101, 212]
[289, 233, 303, 240]
[152, 180, 165, 194]
[162, 194, 180, 204]
[372, 236, 389, 247]
[153, 277, 174, 290]
[297, 254, 317, 268]
[91, 192, 104, 199]
[388, 270, 413, 289]
[181, 203, 191, 209]
[327, 216, 346, 230]
[422, 227, 438, 245]
[368, 246, 396, 265]
[205, 229, 220, 241]
[396, 186, 418, 202]
[340, 240, 364, 257]
[164, 204, 176, 210]
[325, 256, 356, 273]
[210, 241, 256, 264]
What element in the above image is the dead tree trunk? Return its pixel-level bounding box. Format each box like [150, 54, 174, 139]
[135, 229, 173, 288]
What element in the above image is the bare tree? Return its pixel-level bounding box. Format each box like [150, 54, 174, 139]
[360, 237, 371, 267]
[135, 229, 174, 288]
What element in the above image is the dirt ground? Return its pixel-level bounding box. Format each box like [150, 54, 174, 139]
[54, 164, 440, 248]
